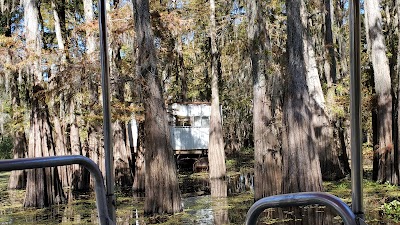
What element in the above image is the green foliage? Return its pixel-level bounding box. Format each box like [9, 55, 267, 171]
[226, 147, 254, 173]
[384, 182, 399, 191]
[0, 137, 13, 159]
[382, 200, 400, 222]
[225, 159, 236, 171]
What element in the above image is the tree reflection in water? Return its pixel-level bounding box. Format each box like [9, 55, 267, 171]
[210, 178, 229, 225]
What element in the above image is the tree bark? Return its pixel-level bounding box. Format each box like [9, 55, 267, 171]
[132, 33, 145, 196]
[23, 0, 65, 207]
[7, 34, 27, 190]
[176, 32, 187, 102]
[334, 0, 348, 80]
[133, 121, 145, 196]
[88, 124, 106, 187]
[134, 0, 182, 214]
[365, 0, 396, 184]
[248, 0, 282, 200]
[50, 0, 70, 188]
[397, 0, 400, 185]
[24, 98, 66, 207]
[283, 0, 323, 194]
[8, 131, 27, 189]
[113, 120, 133, 187]
[323, 0, 336, 86]
[324, 0, 350, 178]
[207, 0, 227, 198]
[113, 122, 132, 189]
[52, 0, 66, 53]
[53, 112, 70, 187]
[307, 0, 345, 181]
[8, 78, 27, 188]
[69, 100, 87, 190]
[110, 26, 133, 187]
[83, 0, 95, 55]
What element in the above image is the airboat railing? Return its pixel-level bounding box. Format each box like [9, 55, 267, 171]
[0, 156, 113, 225]
[98, 0, 115, 221]
[349, 0, 363, 218]
[245, 192, 367, 225]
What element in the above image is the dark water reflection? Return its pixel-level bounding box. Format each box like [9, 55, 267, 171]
[178, 171, 254, 197]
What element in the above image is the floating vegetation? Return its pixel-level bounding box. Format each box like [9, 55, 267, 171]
[0, 167, 400, 224]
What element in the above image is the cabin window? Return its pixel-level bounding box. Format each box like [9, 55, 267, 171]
[174, 116, 210, 128]
[193, 116, 202, 127]
[202, 117, 210, 127]
[175, 116, 191, 127]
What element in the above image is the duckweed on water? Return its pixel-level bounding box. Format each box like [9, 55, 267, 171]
[2, 167, 400, 224]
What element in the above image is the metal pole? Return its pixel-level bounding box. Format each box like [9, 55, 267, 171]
[98, 0, 115, 222]
[350, 0, 363, 219]
[0, 156, 112, 225]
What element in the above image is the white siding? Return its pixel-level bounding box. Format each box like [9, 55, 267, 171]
[170, 127, 209, 150]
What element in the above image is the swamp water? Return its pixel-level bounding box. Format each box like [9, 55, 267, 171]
[0, 171, 398, 224]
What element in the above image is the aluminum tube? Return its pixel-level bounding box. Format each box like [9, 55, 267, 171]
[349, 0, 363, 218]
[0, 156, 112, 225]
[98, 0, 115, 222]
[245, 192, 357, 225]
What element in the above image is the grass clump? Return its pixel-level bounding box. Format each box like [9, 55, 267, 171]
[382, 200, 400, 222]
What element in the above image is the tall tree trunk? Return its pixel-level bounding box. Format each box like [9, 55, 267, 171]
[324, 0, 350, 177]
[284, 0, 323, 194]
[208, 0, 227, 198]
[132, 27, 145, 195]
[365, 0, 396, 184]
[52, 0, 69, 60]
[85, 58, 103, 189]
[110, 21, 133, 187]
[134, 0, 182, 214]
[24, 99, 66, 207]
[8, 70, 27, 189]
[83, 0, 103, 188]
[8, 131, 27, 189]
[309, 0, 345, 181]
[323, 0, 337, 87]
[133, 121, 145, 195]
[248, 0, 282, 200]
[335, 0, 348, 80]
[51, 0, 70, 188]
[52, 0, 65, 53]
[69, 100, 87, 190]
[88, 124, 105, 187]
[113, 121, 132, 187]
[334, 0, 352, 175]
[176, 32, 187, 102]
[53, 111, 69, 187]
[397, 0, 400, 185]
[23, 0, 65, 208]
[83, 0, 95, 55]
[7, 31, 27, 190]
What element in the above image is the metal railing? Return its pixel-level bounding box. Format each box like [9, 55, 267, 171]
[245, 192, 367, 225]
[0, 155, 113, 225]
